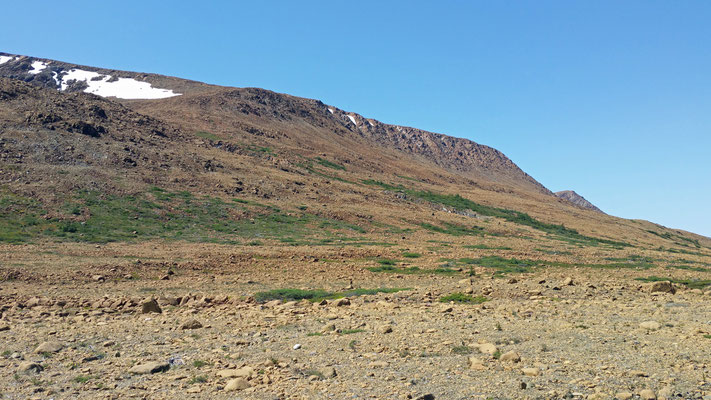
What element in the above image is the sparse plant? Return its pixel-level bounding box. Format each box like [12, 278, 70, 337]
[439, 293, 488, 304]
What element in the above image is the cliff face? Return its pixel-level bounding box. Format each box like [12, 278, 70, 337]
[555, 190, 604, 213]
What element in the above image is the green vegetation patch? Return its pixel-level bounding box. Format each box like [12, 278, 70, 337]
[254, 287, 407, 303]
[0, 187, 370, 244]
[195, 131, 221, 141]
[464, 244, 512, 250]
[315, 157, 346, 171]
[361, 181, 630, 247]
[439, 293, 489, 304]
[367, 265, 458, 275]
[418, 222, 486, 236]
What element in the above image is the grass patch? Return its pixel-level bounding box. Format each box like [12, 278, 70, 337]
[306, 332, 323, 337]
[464, 244, 512, 250]
[635, 276, 711, 290]
[188, 375, 208, 384]
[418, 222, 486, 236]
[341, 329, 365, 335]
[315, 157, 346, 171]
[73, 375, 92, 383]
[360, 182, 630, 247]
[440, 293, 489, 304]
[0, 187, 371, 244]
[367, 265, 457, 275]
[401, 252, 422, 258]
[192, 360, 208, 368]
[254, 287, 407, 303]
[195, 131, 221, 141]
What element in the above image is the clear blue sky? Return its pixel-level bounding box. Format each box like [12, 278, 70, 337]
[3, 1, 710, 237]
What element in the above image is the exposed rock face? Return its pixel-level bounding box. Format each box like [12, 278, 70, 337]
[555, 190, 604, 213]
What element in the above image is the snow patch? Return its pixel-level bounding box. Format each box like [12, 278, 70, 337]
[367, 120, 375, 127]
[328, 108, 334, 114]
[29, 61, 48, 74]
[347, 115, 356, 125]
[52, 71, 60, 86]
[0, 55, 13, 65]
[59, 68, 180, 99]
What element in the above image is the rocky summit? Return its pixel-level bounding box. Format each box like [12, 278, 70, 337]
[0, 53, 711, 399]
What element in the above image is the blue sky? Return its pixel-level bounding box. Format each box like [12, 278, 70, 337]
[3, 1, 710, 237]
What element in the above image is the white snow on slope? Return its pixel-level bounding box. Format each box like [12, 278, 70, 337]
[347, 115, 356, 125]
[0, 55, 14, 65]
[328, 108, 334, 114]
[29, 61, 48, 74]
[59, 68, 180, 99]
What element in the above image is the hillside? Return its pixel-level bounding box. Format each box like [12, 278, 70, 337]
[1, 53, 711, 399]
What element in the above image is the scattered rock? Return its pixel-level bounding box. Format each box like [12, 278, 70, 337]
[379, 325, 393, 334]
[293, 344, 302, 350]
[92, 274, 105, 282]
[563, 277, 574, 286]
[640, 321, 661, 331]
[34, 341, 63, 354]
[0, 324, 9, 332]
[128, 361, 170, 374]
[141, 298, 162, 314]
[17, 361, 43, 373]
[181, 319, 203, 329]
[477, 343, 498, 355]
[322, 366, 337, 378]
[615, 392, 633, 400]
[415, 395, 435, 400]
[217, 366, 254, 378]
[521, 367, 540, 377]
[334, 298, 351, 306]
[468, 356, 486, 370]
[499, 351, 521, 363]
[646, 281, 675, 294]
[369, 360, 389, 368]
[639, 389, 656, 400]
[224, 377, 251, 391]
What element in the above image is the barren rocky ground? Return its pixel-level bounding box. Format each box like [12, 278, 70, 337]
[2, 242, 711, 400]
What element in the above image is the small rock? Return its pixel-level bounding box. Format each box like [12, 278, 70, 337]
[416, 395, 435, 400]
[639, 389, 656, 400]
[0, 324, 9, 332]
[477, 343, 498, 355]
[181, 319, 203, 330]
[587, 393, 610, 400]
[640, 321, 661, 331]
[34, 341, 63, 354]
[293, 344, 302, 350]
[369, 361, 389, 368]
[563, 277, 574, 286]
[334, 298, 351, 306]
[17, 361, 43, 373]
[141, 298, 162, 314]
[499, 351, 521, 363]
[379, 325, 393, 334]
[468, 356, 486, 370]
[128, 361, 170, 374]
[647, 281, 675, 294]
[92, 275, 105, 282]
[615, 392, 633, 400]
[217, 366, 254, 378]
[224, 377, 251, 391]
[521, 367, 540, 377]
[322, 366, 337, 378]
